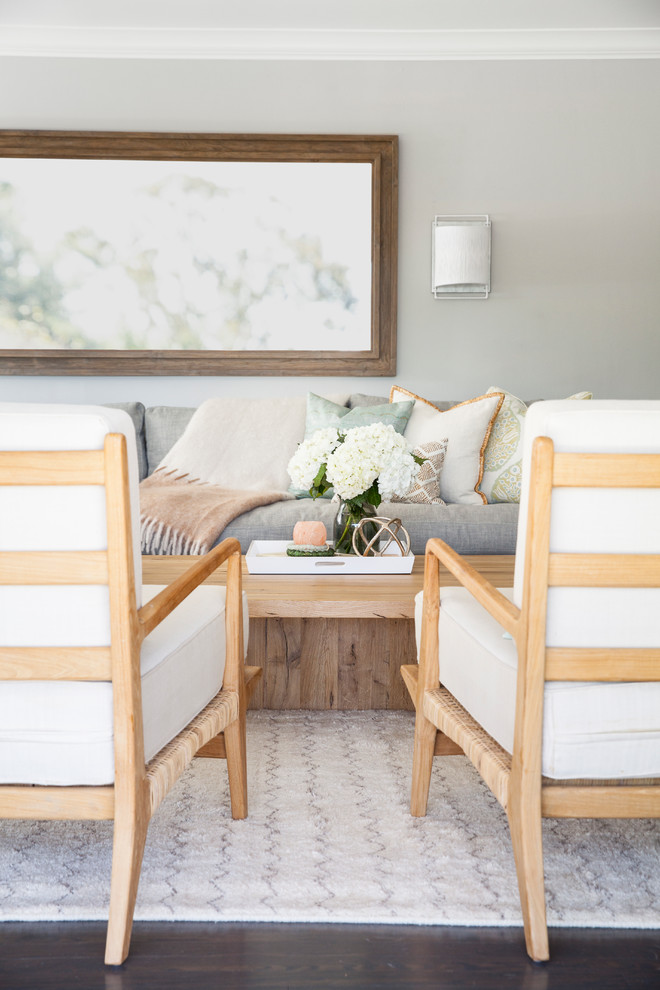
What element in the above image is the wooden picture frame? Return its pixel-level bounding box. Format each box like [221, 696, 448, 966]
[0, 130, 397, 376]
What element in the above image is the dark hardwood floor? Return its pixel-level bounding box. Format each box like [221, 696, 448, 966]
[1, 923, 659, 990]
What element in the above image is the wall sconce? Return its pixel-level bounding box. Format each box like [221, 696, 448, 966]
[432, 215, 491, 299]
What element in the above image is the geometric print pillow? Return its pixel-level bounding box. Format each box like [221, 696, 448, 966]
[481, 387, 592, 503]
[391, 439, 448, 505]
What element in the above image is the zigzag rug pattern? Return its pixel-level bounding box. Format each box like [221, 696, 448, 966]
[2, 711, 659, 928]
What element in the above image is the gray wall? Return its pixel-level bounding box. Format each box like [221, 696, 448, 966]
[1, 55, 659, 405]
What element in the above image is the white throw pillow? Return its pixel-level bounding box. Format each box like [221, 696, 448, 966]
[481, 387, 593, 503]
[156, 394, 348, 493]
[390, 387, 504, 505]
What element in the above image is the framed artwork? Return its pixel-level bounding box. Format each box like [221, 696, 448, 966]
[0, 131, 397, 375]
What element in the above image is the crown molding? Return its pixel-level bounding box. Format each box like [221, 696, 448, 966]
[1, 26, 659, 61]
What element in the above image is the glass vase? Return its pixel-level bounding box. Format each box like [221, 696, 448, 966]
[333, 499, 378, 555]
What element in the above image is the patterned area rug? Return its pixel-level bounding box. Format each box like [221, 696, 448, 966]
[2, 711, 659, 928]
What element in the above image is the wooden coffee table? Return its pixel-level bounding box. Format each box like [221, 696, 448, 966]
[142, 554, 515, 711]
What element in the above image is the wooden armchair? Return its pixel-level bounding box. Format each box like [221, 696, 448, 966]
[0, 404, 260, 965]
[402, 400, 660, 961]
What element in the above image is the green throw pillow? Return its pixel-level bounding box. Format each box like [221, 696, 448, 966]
[291, 392, 415, 498]
[304, 392, 415, 439]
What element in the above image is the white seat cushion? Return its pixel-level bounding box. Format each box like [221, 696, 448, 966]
[415, 587, 660, 780]
[0, 586, 248, 786]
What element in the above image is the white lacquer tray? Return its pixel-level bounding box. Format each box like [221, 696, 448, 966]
[245, 540, 415, 574]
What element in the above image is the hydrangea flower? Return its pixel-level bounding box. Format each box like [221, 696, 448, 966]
[287, 427, 341, 495]
[288, 422, 421, 507]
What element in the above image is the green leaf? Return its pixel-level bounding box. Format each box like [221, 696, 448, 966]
[365, 483, 382, 508]
[308, 463, 332, 499]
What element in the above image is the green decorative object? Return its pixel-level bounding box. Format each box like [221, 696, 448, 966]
[286, 544, 335, 557]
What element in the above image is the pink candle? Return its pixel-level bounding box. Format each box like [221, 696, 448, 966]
[293, 521, 327, 546]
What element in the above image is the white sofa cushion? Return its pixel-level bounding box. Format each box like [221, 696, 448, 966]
[415, 587, 660, 780]
[390, 387, 503, 505]
[0, 586, 248, 786]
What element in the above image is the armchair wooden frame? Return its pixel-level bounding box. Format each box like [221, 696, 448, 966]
[0, 434, 261, 965]
[402, 436, 660, 961]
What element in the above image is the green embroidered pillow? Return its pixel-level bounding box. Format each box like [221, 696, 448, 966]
[481, 387, 593, 503]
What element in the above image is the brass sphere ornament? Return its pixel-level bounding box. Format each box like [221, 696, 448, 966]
[352, 516, 411, 557]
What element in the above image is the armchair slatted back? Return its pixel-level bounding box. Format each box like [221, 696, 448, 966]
[0, 404, 144, 791]
[514, 402, 660, 643]
[525, 441, 660, 684]
[515, 421, 660, 822]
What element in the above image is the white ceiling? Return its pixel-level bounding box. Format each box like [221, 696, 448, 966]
[1, 0, 659, 60]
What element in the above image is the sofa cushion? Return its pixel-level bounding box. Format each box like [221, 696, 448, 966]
[106, 401, 147, 480]
[349, 393, 458, 412]
[415, 586, 660, 779]
[145, 405, 196, 476]
[390, 387, 504, 505]
[480, 388, 528, 504]
[217, 497, 518, 556]
[391, 440, 448, 505]
[480, 387, 593, 504]
[305, 392, 414, 438]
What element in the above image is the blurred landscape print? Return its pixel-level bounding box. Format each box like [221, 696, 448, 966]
[0, 158, 372, 352]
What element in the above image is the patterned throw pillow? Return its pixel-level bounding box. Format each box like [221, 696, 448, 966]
[391, 440, 448, 505]
[480, 389, 527, 503]
[481, 387, 593, 503]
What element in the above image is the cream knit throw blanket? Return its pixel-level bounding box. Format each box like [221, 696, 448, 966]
[139, 397, 301, 555]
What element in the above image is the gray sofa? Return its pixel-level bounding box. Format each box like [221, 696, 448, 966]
[113, 394, 519, 557]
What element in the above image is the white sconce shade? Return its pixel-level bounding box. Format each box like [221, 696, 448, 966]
[432, 215, 491, 299]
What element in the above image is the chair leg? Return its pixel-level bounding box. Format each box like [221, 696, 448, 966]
[410, 712, 437, 817]
[508, 792, 549, 962]
[104, 802, 150, 966]
[224, 710, 248, 820]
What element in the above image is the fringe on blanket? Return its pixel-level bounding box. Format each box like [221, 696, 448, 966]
[140, 517, 210, 556]
[139, 469, 293, 556]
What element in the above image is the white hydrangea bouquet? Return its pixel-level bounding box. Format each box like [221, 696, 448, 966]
[287, 422, 424, 553]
